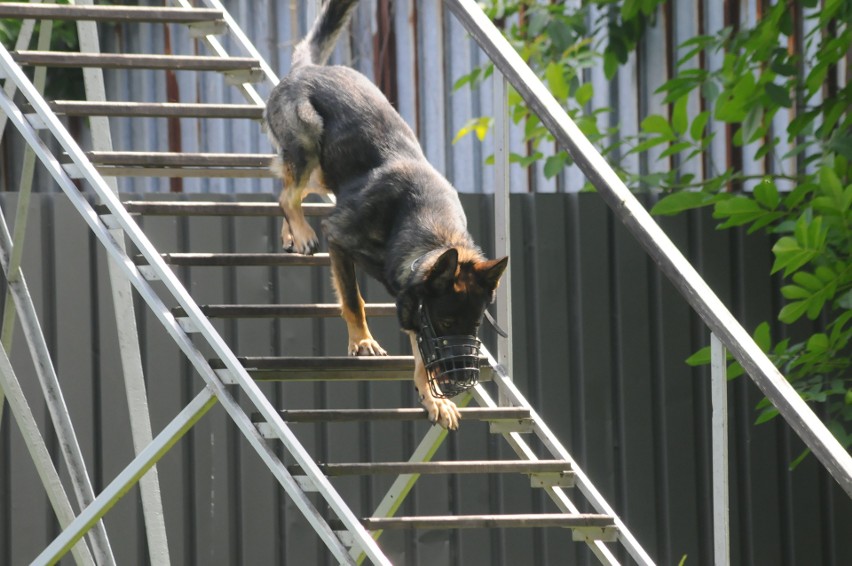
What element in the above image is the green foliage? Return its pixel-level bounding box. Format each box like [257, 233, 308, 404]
[454, 0, 852, 455]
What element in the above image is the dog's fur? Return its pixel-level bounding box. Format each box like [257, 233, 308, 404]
[264, 0, 508, 430]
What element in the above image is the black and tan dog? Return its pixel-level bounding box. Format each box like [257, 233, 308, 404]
[264, 0, 507, 430]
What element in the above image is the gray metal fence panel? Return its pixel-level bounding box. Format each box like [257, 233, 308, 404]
[0, 193, 850, 565]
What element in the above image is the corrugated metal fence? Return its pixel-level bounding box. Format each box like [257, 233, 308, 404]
[0, 192, 849, 565]
[0, 1, 849, 565]
[1, 0, 828, 195]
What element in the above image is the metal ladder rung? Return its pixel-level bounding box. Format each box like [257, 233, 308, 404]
[12, 51, 262, 73]
[0, 3, 225, 24]
[118, 200, 333, 217]
[135, 253, 330, 267]
[173, 303, 396, 319]
[46, 101, 264, 119]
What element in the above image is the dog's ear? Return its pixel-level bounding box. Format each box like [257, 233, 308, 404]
[396, 287, 420, 331]
[474, 256, 509, 291]
[426, 248, 459, 292]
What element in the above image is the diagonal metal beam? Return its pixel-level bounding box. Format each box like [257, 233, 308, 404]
[0, 189, 116, 565]
[31, 388, 218, 566]
[0, 43, 386, 565]
[0, 344, 95, 566]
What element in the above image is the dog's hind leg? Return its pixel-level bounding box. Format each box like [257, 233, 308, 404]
[408, 332, 461, 430]
[329, 243, 387, 356]
[275, 159, 320, 255]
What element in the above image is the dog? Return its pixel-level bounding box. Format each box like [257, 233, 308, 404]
[264, 0, 508, 430]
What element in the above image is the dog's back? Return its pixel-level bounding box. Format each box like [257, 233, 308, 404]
[265, 0, 423, 196]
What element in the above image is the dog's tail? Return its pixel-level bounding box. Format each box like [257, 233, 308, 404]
[291, 0, 360, 70]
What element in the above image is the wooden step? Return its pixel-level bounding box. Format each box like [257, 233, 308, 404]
[0, 3, 225, 24]
[287, 460, 572, 476]
[209, 356, 492, 382]
[257, 407, 532, 423]
[331, 514, 616, 531]
[138, 253, 329, 267]
[12, 51, 262, 75]
[172, 303, 396, 318]
[77, 151, 275, 178]
[47, 101, 264, 119]
[120, 201, 332, 217]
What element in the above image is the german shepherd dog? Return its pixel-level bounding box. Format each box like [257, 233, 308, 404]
[264, 0, 507, 430]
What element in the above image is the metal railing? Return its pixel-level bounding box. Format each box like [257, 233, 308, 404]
[445, 0, 852, 501]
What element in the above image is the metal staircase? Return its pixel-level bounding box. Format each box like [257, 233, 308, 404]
[2, 1, 849, 565]
[0, 1, 649, 564]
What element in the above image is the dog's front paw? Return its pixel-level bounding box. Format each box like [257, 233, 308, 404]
[422, 397, 461, 430]
[349, 338, 387, 356]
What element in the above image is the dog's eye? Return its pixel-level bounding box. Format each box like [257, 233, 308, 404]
[438, 319, 454, 330]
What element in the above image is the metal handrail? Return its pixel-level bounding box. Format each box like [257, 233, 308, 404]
[445, 0, 852, 497]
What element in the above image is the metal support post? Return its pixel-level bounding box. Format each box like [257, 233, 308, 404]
[0, 345, 95, 566]
[493, 70, 513, 405]
[711, 334, 730, 566]
[0, 0, 45, 429]
[0, 199, 116, 565]
[72, 3, 172, 561]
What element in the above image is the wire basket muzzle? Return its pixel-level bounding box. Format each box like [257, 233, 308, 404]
[415, 302, 481, 399]
[421, 335, 482, 398]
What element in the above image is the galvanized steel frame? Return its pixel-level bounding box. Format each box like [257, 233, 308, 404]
[0, 35, 389, 566]
[444, 0, 852, 499]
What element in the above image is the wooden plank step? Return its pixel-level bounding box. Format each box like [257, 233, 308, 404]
[0, 3, 224, 24]
[137, 253, 329, 267]
[120, 201, 332, 217]
[255, 407, 532, 423]
[77, 152, 275, 178]
[47, 101, 264, 119]
[88, 151, 273, 168]
[287, 460, 572, 476]
[209, 356, 492, 382]
[12, 51, 261, 73]
[331, 514, 615, 531]
[172, 303, 397, 318]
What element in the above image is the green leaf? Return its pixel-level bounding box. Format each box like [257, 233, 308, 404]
[575, 83, 593, 106]
[641, 114, 674, 137]
[672, 96, 689, 136]
[545, 62, 569, 100]
[765, 82, 792, 108]
[806, 333, 829, 353]
[543, 153, 568, 179]
[659, 141, 693, 159]
[779, 300, 809, 324]
[753, 179, 780, 210]
[603, 51, 619, 80]
[686, 346, 711, 366]
[753, 322, 771, 352]
[755, 407, 780, 425]
[742, 104, 765, 144]
[690, 111, 710, 141]
[651, 191, 714, 216]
